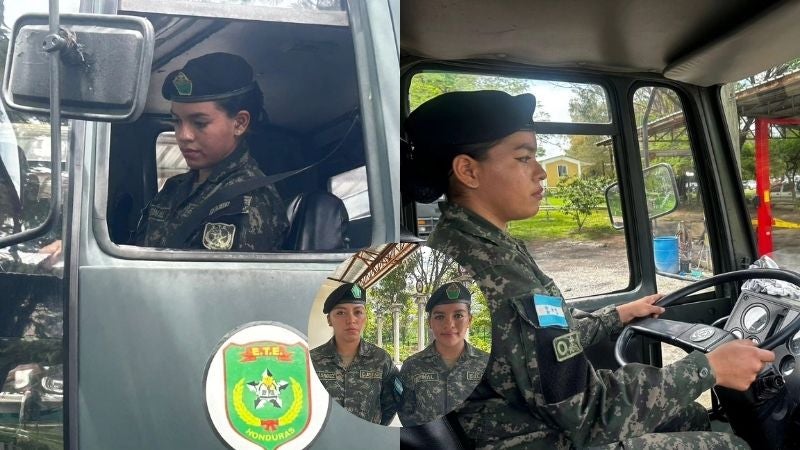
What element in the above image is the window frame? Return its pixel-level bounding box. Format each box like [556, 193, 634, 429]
[89, 2, 397, 262]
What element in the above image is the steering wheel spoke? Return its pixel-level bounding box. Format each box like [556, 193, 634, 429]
[615, 268, 800, 367]
[627, 317, 736, 353]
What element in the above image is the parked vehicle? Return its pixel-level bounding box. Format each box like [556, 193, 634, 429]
[0, 0, 399, 448]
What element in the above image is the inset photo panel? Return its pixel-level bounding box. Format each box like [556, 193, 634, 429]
[307, 243, 491, 427]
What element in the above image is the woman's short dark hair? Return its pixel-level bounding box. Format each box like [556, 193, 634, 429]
[214, 84, 268, 132]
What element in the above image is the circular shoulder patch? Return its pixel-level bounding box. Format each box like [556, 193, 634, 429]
[205, 322, 330, 449]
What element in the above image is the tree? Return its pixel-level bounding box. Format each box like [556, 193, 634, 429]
[408, 72, 531, 111]
[466, 284, 491, 353]
[553, 175, 612, 232]
[772, 137, 800, 205]
[566, 85, 614, 175]
[738, 137, 800, 205]
[365, 261, 413, 346]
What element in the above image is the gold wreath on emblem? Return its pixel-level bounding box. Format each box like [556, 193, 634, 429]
[203, 222, 236, 250]
[233, 378, 304, 428]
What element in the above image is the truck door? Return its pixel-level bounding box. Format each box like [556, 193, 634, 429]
[1, 0, 400, 449]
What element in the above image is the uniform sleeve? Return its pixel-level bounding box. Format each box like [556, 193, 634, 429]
[235, 185, 289, 251]
[545, 352, 716, 446]
[478, 263, 715, 447]
[380, 357, 400, 425]
[569, 304, 624, 348]
[396, 364, 415, 426]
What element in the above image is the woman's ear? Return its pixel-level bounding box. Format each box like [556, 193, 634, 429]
[233, 110, 251, 136]
[451, 154, 480, 189]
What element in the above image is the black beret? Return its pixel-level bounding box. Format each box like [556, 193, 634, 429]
[162, 53, 257, 102]
[323, 283, 366, 314]
[426, 282, 472, 313]
[402, 90, 536, 203]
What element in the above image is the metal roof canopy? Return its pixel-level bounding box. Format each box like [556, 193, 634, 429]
[328, 243, 419, 290]
[593, 70, 800, 148]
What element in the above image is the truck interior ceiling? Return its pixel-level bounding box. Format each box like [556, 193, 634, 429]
[106, 13, 370, 251]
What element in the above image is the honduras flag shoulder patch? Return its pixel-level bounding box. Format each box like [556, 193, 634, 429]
[533, 294, 568, 329]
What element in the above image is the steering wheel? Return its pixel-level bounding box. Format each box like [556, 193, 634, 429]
[615, 268, 800, 366]
[613, 268, 800, 449]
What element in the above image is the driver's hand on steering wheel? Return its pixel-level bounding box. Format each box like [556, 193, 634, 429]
[707, 340, 775, 391]
[616, 294, 666, 324]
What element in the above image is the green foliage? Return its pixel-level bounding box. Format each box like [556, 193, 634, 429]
[467, 284, 491, 353]
[568, 84, 609, 123]
[381, 343, 415, 363]
[632, 87, 681, 123]
[509, 209, 615, 241]
[408, 72, 530, 111]
[738, 138, 800, 192]
[551, 176, 613, 232]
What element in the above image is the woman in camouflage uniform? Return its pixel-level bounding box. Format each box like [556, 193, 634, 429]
[135, 53, 287, 251]
[398, 281, 489, 427]
[310, 282, 399, 425]
[403, 90, 771, 450]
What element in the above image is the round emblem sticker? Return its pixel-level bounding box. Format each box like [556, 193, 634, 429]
[205, 322, 330, 449]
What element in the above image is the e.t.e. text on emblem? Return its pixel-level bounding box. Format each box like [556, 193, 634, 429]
[205, 322, 330, 450]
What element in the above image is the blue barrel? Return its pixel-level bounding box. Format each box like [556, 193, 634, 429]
[653, 236, 679, 273]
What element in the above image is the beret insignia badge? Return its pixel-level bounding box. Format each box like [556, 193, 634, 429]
[172, 71, 193, 96]
[446, 283, 461, 300]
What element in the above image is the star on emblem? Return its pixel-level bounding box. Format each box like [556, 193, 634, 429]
[202, 222, 236, 250]
[246, 368, 289, 409]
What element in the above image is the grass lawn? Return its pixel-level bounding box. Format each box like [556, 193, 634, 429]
[509, 209, 618, 241]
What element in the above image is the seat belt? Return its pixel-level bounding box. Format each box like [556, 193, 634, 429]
[161, 112, 359, 248]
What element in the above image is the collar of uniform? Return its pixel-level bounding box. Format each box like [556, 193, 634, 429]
[204, 140, 252, 184]
[418, 341, 441, 360]
[460, 341, 478, 360]
[328, 337, 371, 359]
[437, 201, 520, 251]
[423, 340, 476, 362]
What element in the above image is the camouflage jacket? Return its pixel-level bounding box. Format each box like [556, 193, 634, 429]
[310, 338, 399, 425]
[427, 202, 716, 449]
[134, 142, 288, 251]
[398, 340, 489, 427]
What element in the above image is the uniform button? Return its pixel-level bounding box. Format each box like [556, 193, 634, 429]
[699, 367, 710, 378]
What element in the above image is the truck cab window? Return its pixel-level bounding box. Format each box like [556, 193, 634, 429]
[407, 72, 633, 300]
[723, 61, 800, 273]
[104, 10, 371, 255]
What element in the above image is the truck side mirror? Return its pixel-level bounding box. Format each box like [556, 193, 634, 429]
[605, 163, 679, 229]
[3, 13, 154, 122]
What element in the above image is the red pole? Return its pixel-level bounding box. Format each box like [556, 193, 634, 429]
[754, 118, 772, 256]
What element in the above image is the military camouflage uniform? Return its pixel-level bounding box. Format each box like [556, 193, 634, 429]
[310, 337, 399, 425]
[134, 142, 287, 251]
[427, 202, 749, 450]
[398, 340, 489, 426]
